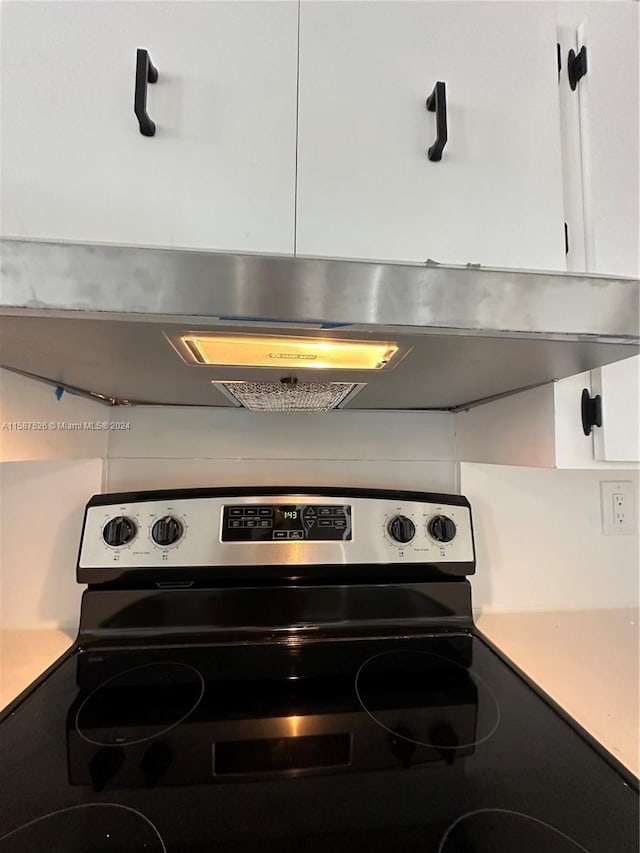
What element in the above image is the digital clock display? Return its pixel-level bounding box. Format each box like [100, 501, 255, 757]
[222, 504, 352, 542]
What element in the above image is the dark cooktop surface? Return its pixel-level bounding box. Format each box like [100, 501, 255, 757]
[0, 632, 636, 852]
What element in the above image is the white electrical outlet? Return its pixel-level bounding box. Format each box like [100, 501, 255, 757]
[600, 481, 637, 536]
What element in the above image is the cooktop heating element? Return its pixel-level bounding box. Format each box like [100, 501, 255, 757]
[0, 487, 637, 852]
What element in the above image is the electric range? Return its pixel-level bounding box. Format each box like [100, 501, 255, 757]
[0, 486, 637, 852]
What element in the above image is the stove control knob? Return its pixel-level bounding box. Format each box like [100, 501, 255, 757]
[103, 516, 136, 547]
[151, 516, 183, 547]
[388, 515, 416, 544]
[428, 515, 457, 543]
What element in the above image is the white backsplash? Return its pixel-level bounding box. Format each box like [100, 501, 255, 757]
[105, 458, 457, 495]
[462, 462, 640, 613]
[103, 405, 457, 494]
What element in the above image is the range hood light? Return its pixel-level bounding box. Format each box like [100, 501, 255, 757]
[178, 334, 399, 370]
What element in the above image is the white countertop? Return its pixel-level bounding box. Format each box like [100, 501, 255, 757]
[0, 628, 74, 710]
[476, 608, 639, 777]
[1, 609, 638, 776]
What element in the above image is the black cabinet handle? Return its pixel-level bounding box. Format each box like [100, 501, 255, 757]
[567, 45, 587, 91]
[425, 81, 447, 162]
[581, 388, 602, 436]
[134, 48, 158, 137]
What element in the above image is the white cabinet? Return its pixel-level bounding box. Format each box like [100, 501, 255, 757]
[296, 1, 567, 269]
[1, 1, 635, 276]
[0, 1, 298, 255]
[456, 359, 640, 469]
[591, 357, 640, 463]
[572, 3, 639, 279]
[553, 4, 640, 466]
[553, 366, 639, 468]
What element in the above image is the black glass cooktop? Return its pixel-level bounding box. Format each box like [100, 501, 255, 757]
[0, 632, 636, 852]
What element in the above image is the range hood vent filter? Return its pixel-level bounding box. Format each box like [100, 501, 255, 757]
[215, 381, 363, 412]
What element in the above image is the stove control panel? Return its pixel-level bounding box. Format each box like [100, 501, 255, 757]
[222, 504, 352, 542]
[78, 490, 475, 581]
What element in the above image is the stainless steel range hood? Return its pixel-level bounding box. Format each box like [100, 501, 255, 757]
[1, 238, 638, 410]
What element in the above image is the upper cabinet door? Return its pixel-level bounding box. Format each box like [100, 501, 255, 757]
[296, 2, 566, 269]
[591, 356, 640, 463]
[1, 2, 298, 254]
[575, 4, 639, 279]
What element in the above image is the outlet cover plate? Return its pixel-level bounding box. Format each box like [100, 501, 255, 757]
[600, 480, 637, 536]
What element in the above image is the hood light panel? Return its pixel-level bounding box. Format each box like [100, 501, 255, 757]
[179, 334, 399, 370]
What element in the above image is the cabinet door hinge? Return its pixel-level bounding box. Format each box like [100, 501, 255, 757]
[567, 45, 587, 90]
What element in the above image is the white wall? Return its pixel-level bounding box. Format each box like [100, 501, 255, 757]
[0, 369, 106, 630]
[462, 462, 639, 613]
[455, 384, 557, 468]
[0, 458, 103, 630]
[0, 368, 109, 462]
